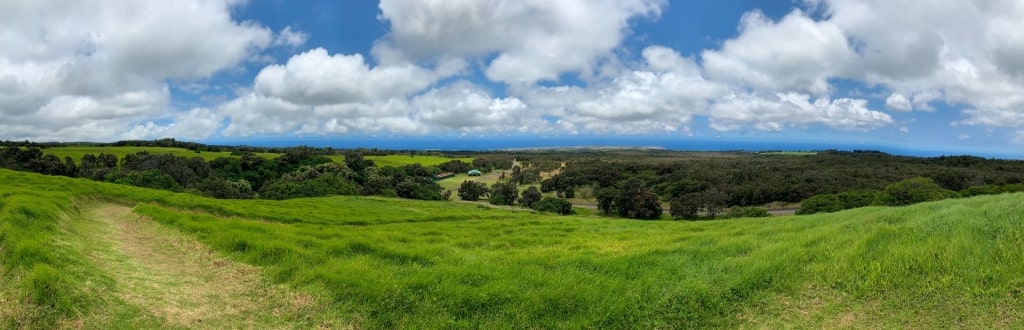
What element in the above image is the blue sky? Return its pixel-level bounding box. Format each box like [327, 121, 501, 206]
[2, 1, 1024, 157]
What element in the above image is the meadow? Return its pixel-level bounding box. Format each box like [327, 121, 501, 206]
[361, 154, 475, 168]
[3, 168, 1024, 328]
[39, 146, 280, 162]
[40, 146, 472, 169]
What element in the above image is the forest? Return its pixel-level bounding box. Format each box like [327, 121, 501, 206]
[4, 139, 1024, 220]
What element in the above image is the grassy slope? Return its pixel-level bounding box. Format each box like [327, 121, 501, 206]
[4, 168, 1024, 328]
[40, 146, 280, 162]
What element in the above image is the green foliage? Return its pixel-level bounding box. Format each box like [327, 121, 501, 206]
[458, 180, 489, 201]
[670, 193, 701, 219]
[530, 197, 574, 215]
[518, 186, 543, 208]
[41, 146, 279, 162]
[596, 187, 617, 215]
[726, 207, 769, 218]
[259, 166, 358, 200]
[489, 182, 518, 206]
[106, 169, 181, 191]
[873, 177, 958, 206]
[797, 190, 888, 215]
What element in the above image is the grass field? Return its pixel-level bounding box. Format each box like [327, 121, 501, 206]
[361, 154, 475, 167]
[39, 147, 473, 169]
[39, 146, 280, 162]
[4, 168, 1024, 328]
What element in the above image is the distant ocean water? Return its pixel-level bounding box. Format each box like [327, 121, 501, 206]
[208, 136, 1021, 159]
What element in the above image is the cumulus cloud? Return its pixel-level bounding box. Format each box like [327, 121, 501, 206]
[816, 0, 1024, 130]
[0, 0, 271, 141]
[253, 48, 443, 106]
[122, 108, 222, 141]
[702, 9, 854, 95]
[885, 93, 912, 111]
[374, 0, 665, 84]
[709, 93, 893, 132]
[514, 46, 727, 135]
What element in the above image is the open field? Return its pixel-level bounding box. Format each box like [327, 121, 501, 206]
[360, 154, 474, 167]
[4, 168, 1024, 328]
[39, 146, 280, 162]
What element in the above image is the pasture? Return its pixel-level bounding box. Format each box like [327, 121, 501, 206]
[3, 168, 1024, 328]
[39, 146, 280, 162]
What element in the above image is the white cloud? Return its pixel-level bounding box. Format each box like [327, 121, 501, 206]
[121, 108, 222, 141]
[412, 81, 527, 132]
[701, 9, 854, 95]
[374, 0, 665, 84]
[958, 134, 970, 140]
[516, 46, 727, 135]
[0, 0, 271, 141]
[816, 0, 1024, 131]
[272, 26, 309, 47]
[709, 93, 893, 132]
[253, 48, 443, 106]
[885, 93, 912, 111]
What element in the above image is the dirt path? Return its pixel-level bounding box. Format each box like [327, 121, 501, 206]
[80, 203, 340, 329]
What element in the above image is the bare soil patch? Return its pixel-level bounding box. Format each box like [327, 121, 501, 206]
[81, 203, 342, 329]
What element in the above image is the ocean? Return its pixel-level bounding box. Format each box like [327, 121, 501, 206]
[207, 136, 1020, 159]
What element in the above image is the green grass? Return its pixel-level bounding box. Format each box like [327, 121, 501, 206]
[40, 146, 280, 162]
[361, 154, 474, 168]
[4, 168, 1024, 328]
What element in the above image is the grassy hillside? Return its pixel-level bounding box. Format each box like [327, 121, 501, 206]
[3, 168, 1024, 328]
[40, 146, 280, 162]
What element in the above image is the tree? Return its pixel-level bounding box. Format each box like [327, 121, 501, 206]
[874, 177, 957, 206]
[670, 193, 701, 219]
[531, 197, 574, 215]
[596, 187, 617, 215]
[519, 186, 543, 208]
[702, 188, 727, 218]
[796, 194, 843, 215]
[616, 178, 645, 218]
[489, 181, 518, 206]
[343, 151, 374, 173]
[630, 189, 663, 219]
[458, 180, 489, 201]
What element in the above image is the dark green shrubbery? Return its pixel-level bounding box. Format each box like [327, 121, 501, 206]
[727, 207, 770, 218]
[531, 197, 574, 215]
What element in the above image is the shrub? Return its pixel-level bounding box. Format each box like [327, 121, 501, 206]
[489, 182, 518, 206]
[531, 197, 574, 215]
[873, 177, 958, 206]
[518, 186, 542, 208]
[727, 207, 769, 218]
[458, 180, 489, 201]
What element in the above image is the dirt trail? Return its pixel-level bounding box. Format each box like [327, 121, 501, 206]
[81, 203, 339, 329]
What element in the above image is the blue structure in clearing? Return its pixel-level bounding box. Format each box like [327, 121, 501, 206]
[468, 169, 482, 176]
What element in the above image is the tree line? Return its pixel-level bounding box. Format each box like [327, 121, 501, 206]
[0, 146, 458, 202]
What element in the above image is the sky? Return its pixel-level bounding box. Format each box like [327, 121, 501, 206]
[2, 0, 1024, 157]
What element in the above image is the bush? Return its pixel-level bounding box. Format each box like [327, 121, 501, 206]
[727, 207, 769, 218]
[518, 186, 542, 208]
[531, 197, 574, 215]
[458, 180, 489, 201]
[670, 194, 701, 219]
[873, 177, 958, 206]
[489, 182, 518, 206]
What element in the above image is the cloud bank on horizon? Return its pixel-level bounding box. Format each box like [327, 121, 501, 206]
[2, 0, 1024, 154]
